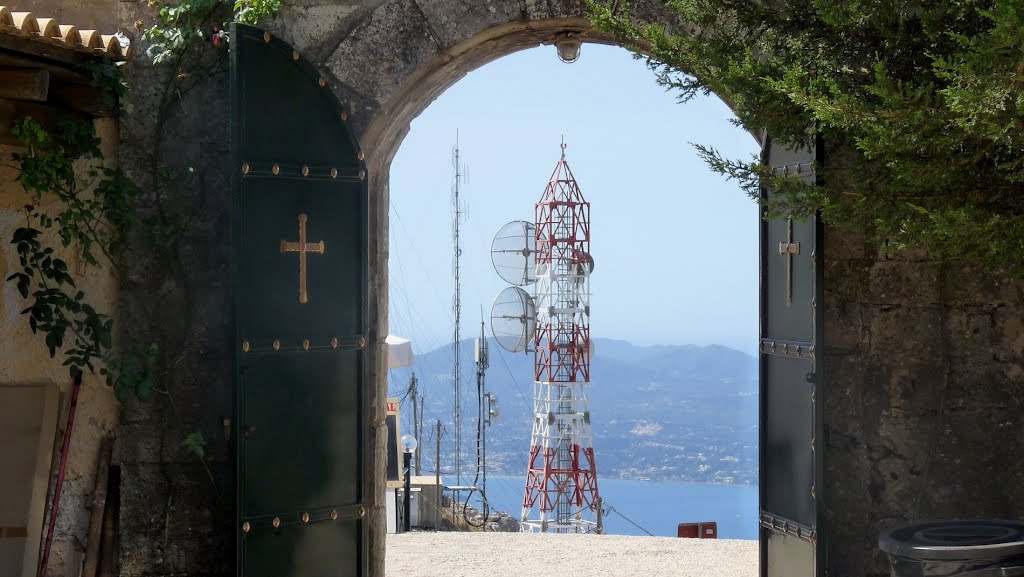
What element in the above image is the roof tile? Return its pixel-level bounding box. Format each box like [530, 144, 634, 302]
[0, 6, 127, 59]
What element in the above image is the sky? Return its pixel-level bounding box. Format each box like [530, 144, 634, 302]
[388, 43, 761, 359]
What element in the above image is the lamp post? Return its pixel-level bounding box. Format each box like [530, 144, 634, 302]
[401, 434, 417, 532]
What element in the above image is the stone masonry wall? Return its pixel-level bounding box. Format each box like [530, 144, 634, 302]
[114, 2, 236, 571]
[823, 215, 1024, 575]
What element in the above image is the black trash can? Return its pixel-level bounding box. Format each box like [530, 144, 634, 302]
[879, 520, 1024, 577]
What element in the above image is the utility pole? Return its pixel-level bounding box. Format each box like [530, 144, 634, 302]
[418, 396, 425, 475]
[410, 373, 421, 475]
[435, 420, 441, 531]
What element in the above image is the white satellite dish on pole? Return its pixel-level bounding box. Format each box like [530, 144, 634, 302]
[491, 220, 536, 286]
[490, 286, 536, 353]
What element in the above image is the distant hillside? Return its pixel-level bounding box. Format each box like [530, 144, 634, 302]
[387, 338, 758, 485]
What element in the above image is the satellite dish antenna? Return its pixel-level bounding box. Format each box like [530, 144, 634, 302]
[571, 250, 595, 279]
[490, 286, 536, 352]
[491, 220, 536, 286]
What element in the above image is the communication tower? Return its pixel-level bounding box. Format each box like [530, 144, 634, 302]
[489, 142, 602, 534]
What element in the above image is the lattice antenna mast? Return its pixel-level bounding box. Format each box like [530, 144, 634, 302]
[451, 132, 464, 485]
[521, 141, 601, 534]
[474, 315, 491, 508]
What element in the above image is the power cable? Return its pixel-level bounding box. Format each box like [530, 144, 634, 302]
[602, 500, 655, 537]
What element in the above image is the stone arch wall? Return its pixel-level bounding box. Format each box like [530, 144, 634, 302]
[265, 4, 683, 573]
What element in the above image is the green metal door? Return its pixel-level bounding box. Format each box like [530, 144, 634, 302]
[230, 23, 368, 577]
[759, 137, 824, 577]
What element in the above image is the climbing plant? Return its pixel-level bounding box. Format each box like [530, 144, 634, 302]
[142, 0, 281, 63]
[590, 0, 1024, 274]
[6, 115, 160, 400]
[5, 2, 282, 475]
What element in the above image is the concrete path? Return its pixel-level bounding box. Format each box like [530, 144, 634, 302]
[385, 532, 758, 577]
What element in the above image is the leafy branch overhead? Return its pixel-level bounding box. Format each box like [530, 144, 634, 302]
[590, 0, 1024, 272]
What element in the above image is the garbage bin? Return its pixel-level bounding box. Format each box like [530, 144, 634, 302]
[879, 520, 1024, 577]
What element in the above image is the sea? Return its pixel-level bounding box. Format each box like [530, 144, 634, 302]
[478, 476, 759, 540]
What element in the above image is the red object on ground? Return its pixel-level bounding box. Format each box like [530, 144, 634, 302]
[678, 522, 718, 539]
[38, 372, 83, 577]
[678, 523, 699, 538]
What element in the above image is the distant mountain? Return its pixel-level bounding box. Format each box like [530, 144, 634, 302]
[388, 338, 758, 485]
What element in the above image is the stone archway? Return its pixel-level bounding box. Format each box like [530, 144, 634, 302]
[262, 3, 691, 573]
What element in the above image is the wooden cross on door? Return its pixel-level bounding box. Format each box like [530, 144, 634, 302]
[280, 213, 325, 304]
[778, 218, 801, 307]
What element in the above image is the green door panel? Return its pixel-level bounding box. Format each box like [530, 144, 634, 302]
[759, 137, 824, 577]
[241, 351, 361, 516]
[231, 22, 368, 577]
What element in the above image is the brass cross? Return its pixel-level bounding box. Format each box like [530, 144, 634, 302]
[778, 218, 801, 308]
[280, 213, 325, 304]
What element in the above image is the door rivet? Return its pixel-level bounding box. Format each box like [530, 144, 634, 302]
[241, 163, 250, 175]
[263, 31, 271, 43]
[357, 151, 365, 161]
[330, 509, 338, 520]
[242, 341, 250, 352]
[273, 339, 281, 351]
[331, 338, 339, 349]
[242, 521, 251, 533]
[272, 517, 281, 528]
[301, 512, 310, 524]
[301, 165, 309, 177]
[272, 163, 280, 175]
[303, 339, 310, 350]
[292, 50, 299, 61]
[330, 168, 338, 179]
[356, 506, 366, 518]
[340, 111, 349, 122]
[318, 77, 326, 87]
[358, 169, 366, 181]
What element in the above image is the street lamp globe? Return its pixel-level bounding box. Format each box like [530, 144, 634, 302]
[401, 434, 418, 454]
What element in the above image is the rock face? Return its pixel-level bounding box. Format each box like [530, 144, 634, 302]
[91, 3, 1024, 577]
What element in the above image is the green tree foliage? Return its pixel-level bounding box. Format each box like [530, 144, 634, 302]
[591, 0, 1024, 271]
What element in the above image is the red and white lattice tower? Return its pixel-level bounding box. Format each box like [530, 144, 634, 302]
[521, 143, 602, 534]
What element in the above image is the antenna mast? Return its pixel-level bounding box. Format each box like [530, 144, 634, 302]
[452, 132, 464, 485]
[523, 142, 600, 533]
[487, 141, 601, 534]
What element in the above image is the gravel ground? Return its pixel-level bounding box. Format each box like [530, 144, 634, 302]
[385, 532, 758, 577]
